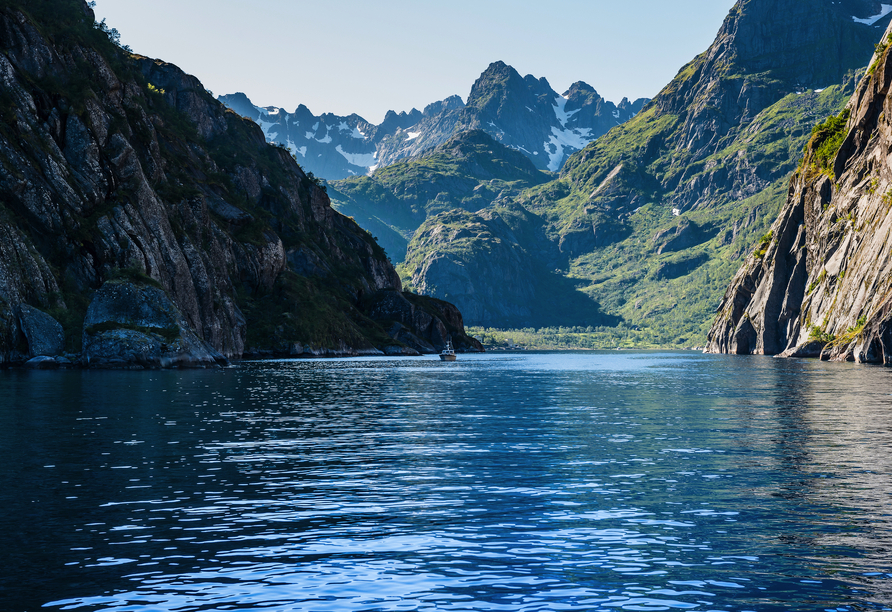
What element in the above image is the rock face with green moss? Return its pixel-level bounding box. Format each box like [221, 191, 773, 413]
[0, 0, 481, 367]
[707, 24, 892, 362]
[400, 0, 888, 339]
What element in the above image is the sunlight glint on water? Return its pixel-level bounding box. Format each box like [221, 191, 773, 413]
[1, 352, 891, 611]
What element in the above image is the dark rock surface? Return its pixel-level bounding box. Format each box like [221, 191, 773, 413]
[17, 304, 64, 357]
[0, 0, 481, 367]
[362, 289, 484, 353]
[82, 281, 225, 368]
[403, 206, 618, 328]
[23, 356, 59, 370]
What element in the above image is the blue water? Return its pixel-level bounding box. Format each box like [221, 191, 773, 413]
[1, 352, 892, 611]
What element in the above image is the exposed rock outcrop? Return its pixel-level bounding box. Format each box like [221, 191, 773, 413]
[0, 0, 480, 367]
[707, 20, 892, 363]
[18, 305, 64, 358]
[82, 281, 226, 368]
[403, 205, 618, 328]
[362, 289, 484, 353]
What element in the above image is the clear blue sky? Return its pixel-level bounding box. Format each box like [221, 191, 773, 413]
[93, 0, 737, 124]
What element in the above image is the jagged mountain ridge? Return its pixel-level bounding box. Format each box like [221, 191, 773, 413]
[401, 0, 890, 336]
[219, 62, 647, 180]
[706, 19, 892, 362]
[0, 0, 481, 367]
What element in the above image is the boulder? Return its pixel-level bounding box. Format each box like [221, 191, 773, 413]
[17, 304, 64, 357]
[23, 356, 59, 370]
[82, 281, 227, 368]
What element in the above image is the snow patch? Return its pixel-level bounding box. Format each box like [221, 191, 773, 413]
[338, 121, 350, 132]
[305, 123, 332, 144]
[336, 145, 377, 168]
[367, 165, 379, 176]
[612, 110, 620, 119]
[672, 208, 681, 216]
[544, 125, 594, 172]
[351, 126, 366, 139]
[256, 115, 278, 139]
[853, 4, 892, 24]
[553, 95, 581, 128]
[406, 131, 421, 140]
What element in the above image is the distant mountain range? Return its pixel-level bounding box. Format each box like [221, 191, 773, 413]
[219, 62, 647, 180]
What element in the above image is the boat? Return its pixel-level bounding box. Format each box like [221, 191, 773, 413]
[439, 340, 457, 362]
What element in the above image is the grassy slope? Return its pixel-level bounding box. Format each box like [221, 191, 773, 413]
[503, 86, 852, 347]
[328, 130, 551, 263]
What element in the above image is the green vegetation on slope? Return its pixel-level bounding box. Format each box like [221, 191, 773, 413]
[807, 108, 851, 174]
[329, 130, 551, 262]
[538, 86, 854, 347]
[467, 326, 691, 350]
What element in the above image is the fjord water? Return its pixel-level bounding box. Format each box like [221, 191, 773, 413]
[2, 353, 892, 611]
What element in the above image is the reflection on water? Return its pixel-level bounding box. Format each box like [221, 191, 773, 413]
[1, 352, 891, 611]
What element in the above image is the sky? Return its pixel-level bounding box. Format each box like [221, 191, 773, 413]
[93, 0, 737, 125]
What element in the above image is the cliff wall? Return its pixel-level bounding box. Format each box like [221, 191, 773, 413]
[0, 0, 480, 366]
[707, 21, 892, 363]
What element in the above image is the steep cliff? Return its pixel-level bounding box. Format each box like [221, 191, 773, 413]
[0, 0, 481, 366]
[402, 204, 617, 328]
[707, 21, 892, 362]
[404, 0, 886, 338]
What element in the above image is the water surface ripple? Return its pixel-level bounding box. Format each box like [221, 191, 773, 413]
[2, 352, 892, 611]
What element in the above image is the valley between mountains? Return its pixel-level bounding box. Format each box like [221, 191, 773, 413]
[224, 0, 892, 351]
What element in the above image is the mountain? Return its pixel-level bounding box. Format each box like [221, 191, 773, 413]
[218, 63, 646, 180]
[706, 22, 892, 362]
[0, 0, 481, 367]
[402, 203, 620, 327]
[402, 0, 890, 338]
[327, 129, 552, 261]
[375, 61, 648, 173]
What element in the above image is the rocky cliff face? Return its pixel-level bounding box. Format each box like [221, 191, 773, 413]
[402, 204, 618, 328]
[401, 0, 889, 339]
[0, 0, 481, 367]
[219, 62, 646, 180]
[707, 21, 892, 362]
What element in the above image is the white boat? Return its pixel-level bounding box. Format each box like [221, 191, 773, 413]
[439, 340, 457, 361]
